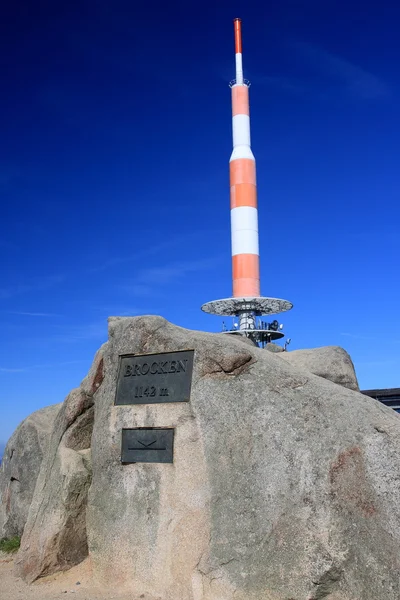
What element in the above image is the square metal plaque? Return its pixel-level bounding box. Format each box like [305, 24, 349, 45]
[121, 428, 174, 464]
[115, 350, 194, 405]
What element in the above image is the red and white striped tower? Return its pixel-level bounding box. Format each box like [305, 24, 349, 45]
[202, 18, 293, 345]
[230, 18, 260, 300]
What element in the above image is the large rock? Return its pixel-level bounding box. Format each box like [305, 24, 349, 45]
[0, 404, 60, 538]
[14, 344, 106, 583]
[82, 316, 400, 600]
[280, 345, 360, 390]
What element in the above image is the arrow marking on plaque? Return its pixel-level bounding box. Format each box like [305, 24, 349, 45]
[128, 439, 167, 451]
[138, 439, 157, 447]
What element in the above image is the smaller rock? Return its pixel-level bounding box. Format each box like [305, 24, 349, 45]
[15, 343, 106, 584]
[265, 343, 284, 353]
[0, 403, 61, 538]
[15, 442, 92, 583]
[279, 345, 359, 391]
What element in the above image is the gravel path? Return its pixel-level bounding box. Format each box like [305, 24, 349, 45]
[0, 554, 150, 600]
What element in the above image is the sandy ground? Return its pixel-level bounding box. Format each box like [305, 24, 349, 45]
[0, 553, 151, 600]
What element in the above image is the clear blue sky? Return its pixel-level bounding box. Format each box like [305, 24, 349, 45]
[1, 0, 399, 444]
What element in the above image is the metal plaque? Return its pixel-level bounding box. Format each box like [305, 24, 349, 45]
[121, 428, 174, 463]
[115, 350, 194, 405]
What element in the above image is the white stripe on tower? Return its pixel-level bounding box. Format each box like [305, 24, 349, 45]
[230, 18, 260, 298]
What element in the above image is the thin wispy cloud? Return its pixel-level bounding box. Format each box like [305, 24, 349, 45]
[346, 231, 398, 246]
[0, 321, 108, 349]
[340, 332, 375, 341]
[89, 230, 219, 274]
[341, 332, 400, 345]
[356, 359, 397, 368]
[293, 41, 390, 100]
[49, 321, 108, 343]
[119, 284, 153, 297]
[253, 74, 306, 95]
[121, 256, 224, 296]
[0, 360, 87, 374]
[6, 311, 61, 317]
[0, 275, 65, 300]
[254, 41, 390, 101]
[91, 304, 147, 317]
[141, 257, 223, 284]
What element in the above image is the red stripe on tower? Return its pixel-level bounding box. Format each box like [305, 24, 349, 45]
[230, 18, 260, 298]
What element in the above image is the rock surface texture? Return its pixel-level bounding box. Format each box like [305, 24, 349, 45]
[14, 344, 106, 583]
[280, 345, 360, 391]
[8, 316, 400, 600]
[89, 318, 400, 599]
[0, 404, 60, 538]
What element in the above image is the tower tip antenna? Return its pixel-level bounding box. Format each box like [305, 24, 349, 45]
[233, 18, 242, 54]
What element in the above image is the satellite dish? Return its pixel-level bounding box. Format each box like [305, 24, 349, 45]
[270, 320, 279, 331]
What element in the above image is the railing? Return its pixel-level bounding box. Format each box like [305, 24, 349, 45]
[229, 78, 251, 88]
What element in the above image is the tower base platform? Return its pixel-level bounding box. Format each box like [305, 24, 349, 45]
[201, 296, 293, 346]
[201, 296, 293, 316]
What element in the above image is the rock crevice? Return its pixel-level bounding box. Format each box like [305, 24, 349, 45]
[13, 343, 107, 583]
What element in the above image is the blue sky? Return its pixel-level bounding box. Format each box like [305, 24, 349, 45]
[1, 0, 399, 443]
